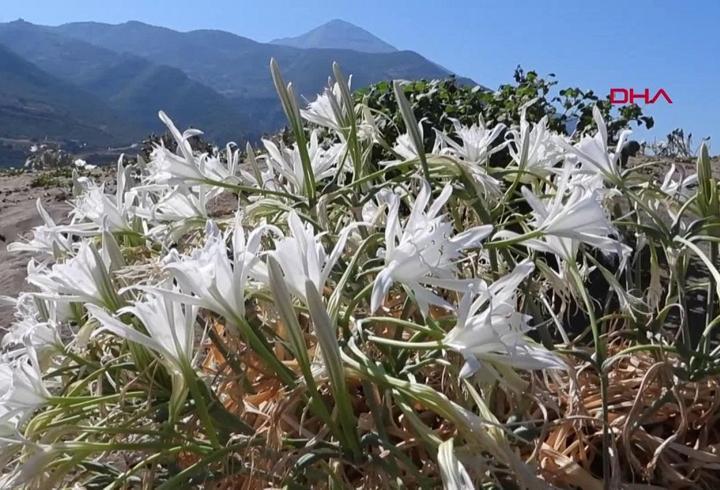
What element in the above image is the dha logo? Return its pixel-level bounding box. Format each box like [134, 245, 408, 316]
[610, 88, 672, 105]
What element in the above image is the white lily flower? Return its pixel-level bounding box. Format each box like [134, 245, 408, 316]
[444, 260, 564, 377]
[73, 159, 96, 170]
[361, 187, 396, 226]
[302, 81, 346, 132]
[302, 76, 373, 141]
[7, 199, 73, 256]
[643, 164, 697, 221]
[0, 349, 50, 412]
[371, 182, 492, 315]
[262, 131, 344, 193]
[660, 164, 697, 199]
[238, 165, 279, 191]
[27, 241, 119, 308]
[270, 210, 354, 302]
[71, 158, 133, 232]
[88, 290, 201, 420]
[495, 169, 630, 262]
[72, 183, 130, 232]
[87, 292, 197, 372]
[136, 185, 210, 223]
[165, 215, 277, 321]
[145, 112, 230, 185]
[560, 105, 631, 183]
[147, 148, 229, 186]
[435, 118, 505, 200]
[393, 122, 440, 161]
[507, 113, 566, 177]
[2, 318, 59, 361]
[393, 130, 417, 161]
[1, 292, 72, 329]
[232, 142, 281, 192]
[439, 117, 506, 165]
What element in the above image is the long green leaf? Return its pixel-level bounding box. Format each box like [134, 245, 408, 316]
[266, 258, 342, 440]
[393, 80, 431, 181]
[304, 280, 361, 457]
[437, 438, 474, 490]
[270, 59, 316, 202]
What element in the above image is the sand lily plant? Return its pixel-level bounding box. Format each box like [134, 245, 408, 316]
[1, 60, 718, 489]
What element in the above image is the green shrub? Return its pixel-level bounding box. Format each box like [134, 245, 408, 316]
[30, 167, 73, 188]
[356, 67, 654, 152]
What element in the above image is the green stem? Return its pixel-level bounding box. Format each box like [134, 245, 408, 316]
[367, 336, 443, 350]
[359, 317, 443, 337]
[47, 391, 145, 408]
[183, 364, 221, 448]
[484, 230, 543, 249]
[706, 240, 718, 353]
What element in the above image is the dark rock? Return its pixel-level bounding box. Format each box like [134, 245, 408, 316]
[620, 140, 641, 167]
[207, 191, 239, 218]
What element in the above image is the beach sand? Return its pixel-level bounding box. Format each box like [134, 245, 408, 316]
[0, 173, 71, 326]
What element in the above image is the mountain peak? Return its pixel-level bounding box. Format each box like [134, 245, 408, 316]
[270, 19, 397, 53]
[324, 19, 357, 27]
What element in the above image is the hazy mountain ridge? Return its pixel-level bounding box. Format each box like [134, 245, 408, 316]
[0, 43, 136, 148]
[51, 20, 457, 99]
[0, 20, 250, 143]
[0, 18, 473, 161]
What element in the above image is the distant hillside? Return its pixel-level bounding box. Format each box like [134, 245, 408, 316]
[0, 43, 135, 149]
[51, 21, 462, 100]
[270, 19, 398, 53]
[79, 58, 252, 143]
[0, 20, 250, 143]
[0, 18, 477, 153]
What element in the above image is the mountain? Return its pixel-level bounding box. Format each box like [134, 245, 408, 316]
[51, 21, 461, 100]
[0, 43, 135, 148]
[270, 19, 398, 53]
[0, 20, 250, 143]
[0, 18, 474, 157]
[76, 58, 252, 144]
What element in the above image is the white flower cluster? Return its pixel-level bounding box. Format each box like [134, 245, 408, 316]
[1, 70, 693, 486]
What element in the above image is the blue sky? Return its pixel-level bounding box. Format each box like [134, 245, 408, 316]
[1, 0, 718, 150]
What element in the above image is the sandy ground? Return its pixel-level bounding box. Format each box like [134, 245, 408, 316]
[0, 173, 71, 326]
